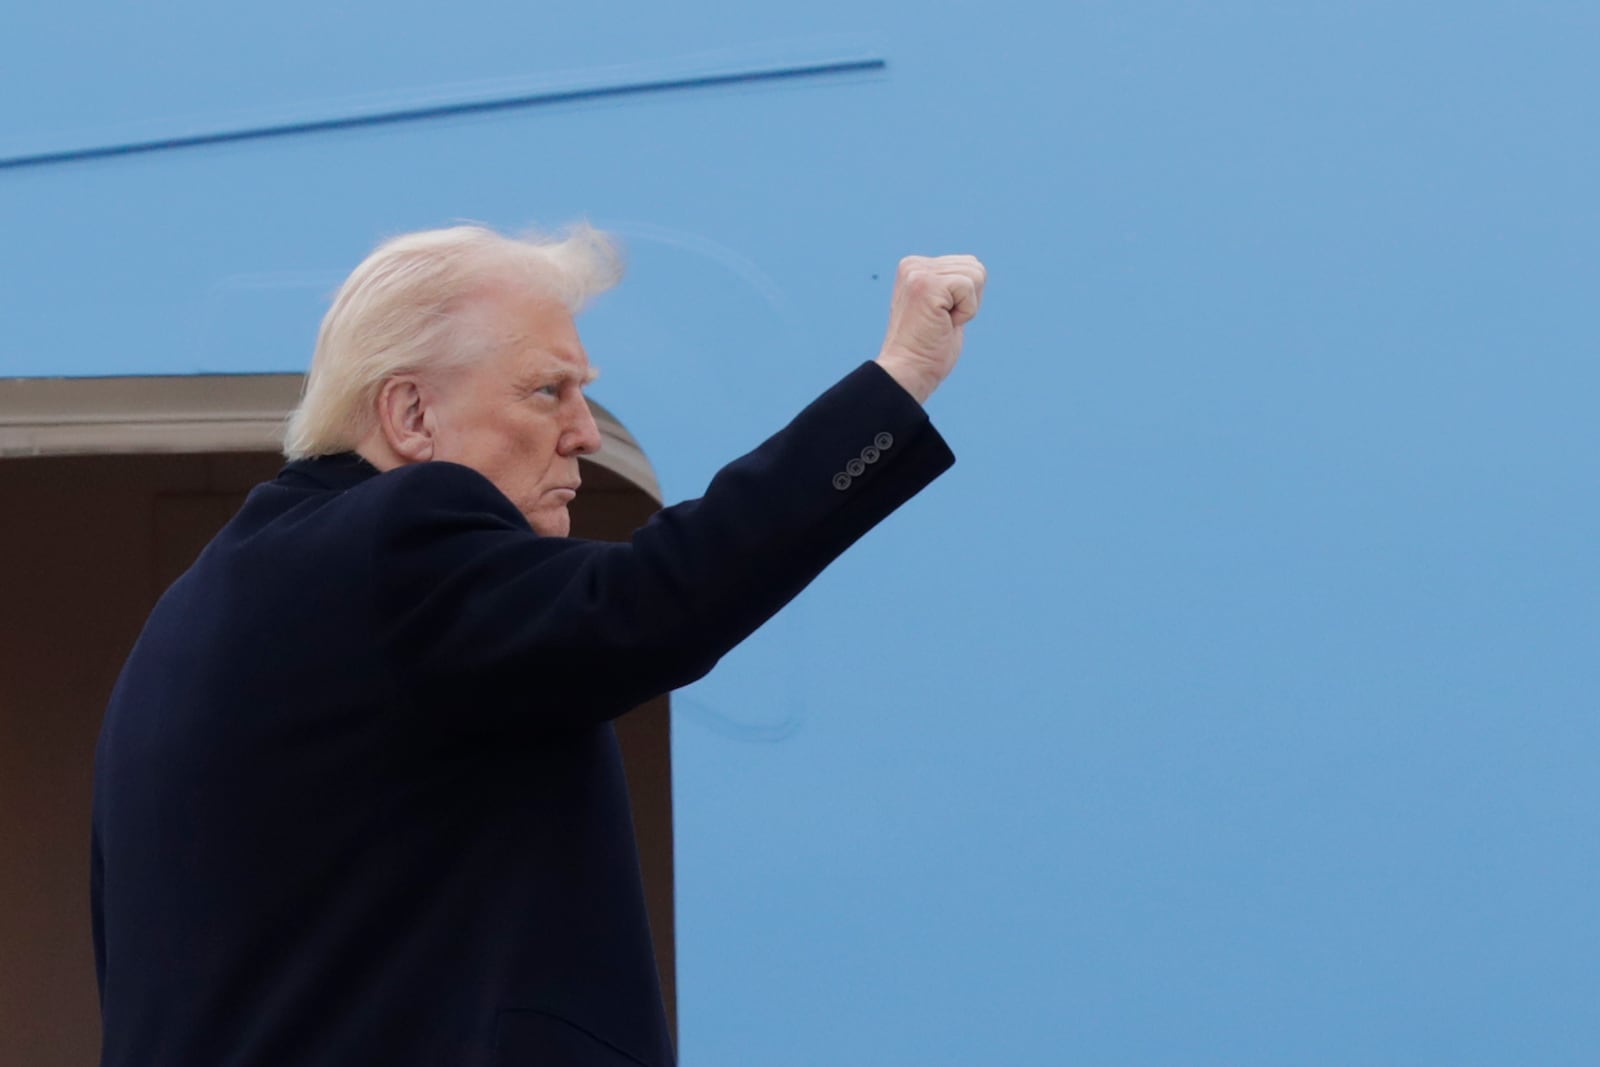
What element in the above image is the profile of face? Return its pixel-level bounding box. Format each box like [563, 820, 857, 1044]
[375, 282, 603, 536]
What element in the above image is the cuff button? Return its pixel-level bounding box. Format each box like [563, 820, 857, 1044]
[874, 431, 894, 451]
[846, 458, 866, 477]
[832, 472, 853, 491]
[861, 445, 880, 464]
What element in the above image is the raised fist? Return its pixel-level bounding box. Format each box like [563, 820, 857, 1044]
[874, 254, 987, 404]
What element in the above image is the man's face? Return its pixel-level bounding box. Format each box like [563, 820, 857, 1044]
[425, 284, 602, 537]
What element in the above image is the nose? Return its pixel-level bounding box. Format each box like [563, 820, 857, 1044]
[561, 398, 604, 457]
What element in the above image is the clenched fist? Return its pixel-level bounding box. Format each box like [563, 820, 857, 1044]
[874, 255, 987, 405]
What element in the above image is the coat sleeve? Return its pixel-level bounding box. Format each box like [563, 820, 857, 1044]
[370, 361, 955, 735]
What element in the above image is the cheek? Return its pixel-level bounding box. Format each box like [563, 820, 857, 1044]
[514, 426, 548, 456]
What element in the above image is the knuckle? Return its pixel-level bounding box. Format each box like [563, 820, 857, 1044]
[897, 255, 931, 278]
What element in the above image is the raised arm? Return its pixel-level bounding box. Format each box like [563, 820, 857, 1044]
[374, 361, 954, 734]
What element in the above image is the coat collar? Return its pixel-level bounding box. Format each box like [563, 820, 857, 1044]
[277, 452, 383, 492]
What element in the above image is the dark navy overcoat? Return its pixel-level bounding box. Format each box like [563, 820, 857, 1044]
[92, 362, 953, 1066]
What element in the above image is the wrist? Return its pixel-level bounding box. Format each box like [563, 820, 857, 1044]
[873, 352, 936, 405]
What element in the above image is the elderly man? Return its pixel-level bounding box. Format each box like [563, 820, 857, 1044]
[91, 223, 984, 1067]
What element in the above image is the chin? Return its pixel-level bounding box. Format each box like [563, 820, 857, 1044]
[526, 508, 571, 538]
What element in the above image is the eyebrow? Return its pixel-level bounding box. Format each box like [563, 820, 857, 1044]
[523, 365, 600, 390]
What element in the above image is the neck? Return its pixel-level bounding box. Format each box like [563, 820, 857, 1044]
[355, 435, 406, 473]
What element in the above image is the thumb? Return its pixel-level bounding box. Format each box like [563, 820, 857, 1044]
[946, 276, 980, 327]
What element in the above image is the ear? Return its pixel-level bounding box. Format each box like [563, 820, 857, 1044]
[374, 375, 436, 464]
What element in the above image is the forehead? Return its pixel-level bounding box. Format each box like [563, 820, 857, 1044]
[468, 282, 592, 379]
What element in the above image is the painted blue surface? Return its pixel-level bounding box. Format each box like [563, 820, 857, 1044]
[6, 2, 1599, 1063]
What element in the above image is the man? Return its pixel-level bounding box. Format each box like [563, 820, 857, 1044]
[92, 222, 984, 1066]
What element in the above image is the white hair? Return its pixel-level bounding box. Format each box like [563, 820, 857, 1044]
[283, 222, 623, 460]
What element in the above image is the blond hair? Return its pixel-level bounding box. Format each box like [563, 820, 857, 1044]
[283, 223, 622, 459]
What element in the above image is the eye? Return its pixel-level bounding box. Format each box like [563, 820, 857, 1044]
[534, 383, 561, 399]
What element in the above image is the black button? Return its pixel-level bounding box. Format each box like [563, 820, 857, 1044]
[832, 472, 852, 491]
[874, 431, 894, 451]
[846, 458, 866, 477]
[861, 446, 880, 464]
